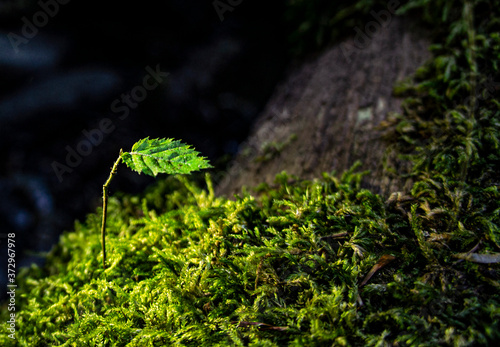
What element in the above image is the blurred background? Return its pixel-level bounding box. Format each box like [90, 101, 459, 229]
[0, 0, 395, 296]
[0, 0, 291, 285]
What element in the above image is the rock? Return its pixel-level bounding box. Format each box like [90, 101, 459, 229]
[216, 17, 431, 197]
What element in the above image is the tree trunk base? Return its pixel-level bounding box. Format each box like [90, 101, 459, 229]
[216, 17, 431, 198]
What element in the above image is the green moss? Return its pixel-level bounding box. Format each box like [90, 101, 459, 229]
[255, 134, 298, 163]
[384, 0, 500, 254]
[1, 168, 498, 346]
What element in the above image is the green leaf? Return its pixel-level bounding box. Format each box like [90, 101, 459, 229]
[121, 137, 212, 177]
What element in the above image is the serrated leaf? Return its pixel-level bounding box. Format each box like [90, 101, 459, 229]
[121, 137, 212, 177]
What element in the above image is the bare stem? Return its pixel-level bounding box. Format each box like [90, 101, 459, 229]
[101, 151, 123, 269]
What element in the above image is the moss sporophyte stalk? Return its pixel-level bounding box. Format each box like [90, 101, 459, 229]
[100, 138, 212, 269]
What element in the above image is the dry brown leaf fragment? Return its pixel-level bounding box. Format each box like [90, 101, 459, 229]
[360, 254, 396, 287]
[232, 321, 288, 331]
[452, 252, 500, 264]
[319, 231, 349, 240]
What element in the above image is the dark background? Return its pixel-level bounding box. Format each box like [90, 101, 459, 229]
[0, 0, 294, 295]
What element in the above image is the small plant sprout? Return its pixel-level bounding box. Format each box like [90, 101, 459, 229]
[100, 137, 212, 269]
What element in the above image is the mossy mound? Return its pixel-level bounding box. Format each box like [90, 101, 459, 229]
[1, 169, 499, 346]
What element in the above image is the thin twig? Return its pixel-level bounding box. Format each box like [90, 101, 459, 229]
[101, 152, 122, 269]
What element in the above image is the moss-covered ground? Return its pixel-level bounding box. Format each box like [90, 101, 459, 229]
[1, 0, 500, 345]
[1, 168, 498, 346]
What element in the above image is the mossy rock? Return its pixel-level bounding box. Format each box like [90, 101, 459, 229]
[1, 169, 499, 346]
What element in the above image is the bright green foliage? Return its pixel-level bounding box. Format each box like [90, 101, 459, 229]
[1, 171, 499, 346]
[383, 0, 500, 259]
[121, 138, 212, 177]
[101, 137, 212, 270]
